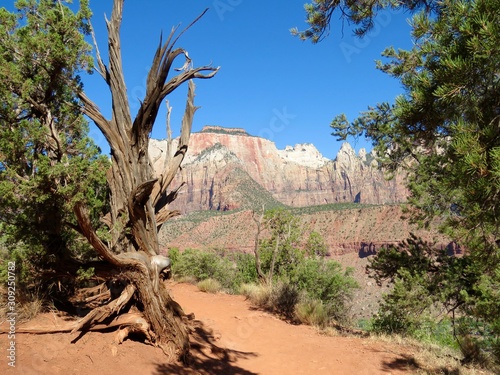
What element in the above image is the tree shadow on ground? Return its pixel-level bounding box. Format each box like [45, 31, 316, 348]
[381, 354, 420, 373]
[153, 319, 258, 375]
[382, 353, 462, 375]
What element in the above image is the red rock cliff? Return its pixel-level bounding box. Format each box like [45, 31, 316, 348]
[150, 126, 408, 212]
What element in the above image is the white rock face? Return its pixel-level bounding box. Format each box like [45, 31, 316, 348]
[148, 127, 408, 211]
[189, 144, 241, 165]
[277, 143, 330, 168]
[149, 138, 164, 163]
[369, 149, 379, 167]
[336, 142, 358, 170]
[358, 148, 367, 162]
[149, 138, 240, 174]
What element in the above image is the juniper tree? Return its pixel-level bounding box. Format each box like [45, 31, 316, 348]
[328, 0, 499, 257]
[381, 0, 500, 359]
[0, 0, 109, 293]
[257, 209, 303, 283]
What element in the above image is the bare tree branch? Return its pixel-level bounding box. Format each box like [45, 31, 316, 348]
[165, 100, 172, 170]
[161, 65, 218, 97]
[105, 0, 132, 152]
[151, 80, 197, 207]
[89, 20, 110, 84]
[73, 202, 121, 267]
[155, 208, 181, 226]
[252, 206, 267, 282]
[77, 91, 114, 143]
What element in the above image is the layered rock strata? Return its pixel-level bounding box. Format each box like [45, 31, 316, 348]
[150, 126, 408, 213]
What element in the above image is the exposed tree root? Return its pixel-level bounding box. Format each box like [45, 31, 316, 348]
[76, 282, 111, 305]
[7, 312, 148, 336]
[3, 282, 148, 346]
[70, 283, 136, 334]
[84, 289, 111, 304]
[79, 282, 108, 297]
[3, 278, 196, 354]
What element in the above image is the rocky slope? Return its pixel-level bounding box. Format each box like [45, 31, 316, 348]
[150, 126, 408, 213]
[159, 204, 455, 257]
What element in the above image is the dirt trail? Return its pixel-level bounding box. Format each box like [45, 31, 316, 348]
[1, 282, 416, 374]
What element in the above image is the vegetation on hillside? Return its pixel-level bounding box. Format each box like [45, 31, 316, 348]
[168, 209, 359, 327]
[298, 0, 500, 369]
[289, 202, 376, 215]
[198, 126, 251, 136]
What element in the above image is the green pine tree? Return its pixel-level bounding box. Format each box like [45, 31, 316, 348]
[0, 0, 109, 294]
[291, 0, 438, 41]
[296, 0, 499, 366]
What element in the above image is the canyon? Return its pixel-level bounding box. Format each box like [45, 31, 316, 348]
[152, 126, 455, 321]
[153, 126, 457, 255]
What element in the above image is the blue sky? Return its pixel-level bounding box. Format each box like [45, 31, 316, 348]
[3, 0, 415, 160]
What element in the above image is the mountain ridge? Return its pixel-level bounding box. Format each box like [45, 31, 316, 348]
[150, 125, 408, 213]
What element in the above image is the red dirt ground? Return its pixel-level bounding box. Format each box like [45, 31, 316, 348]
[1, 282, 417, 375]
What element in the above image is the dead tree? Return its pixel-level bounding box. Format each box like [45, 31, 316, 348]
[251, 206, 267, 283]
[72, 1, 218, 359]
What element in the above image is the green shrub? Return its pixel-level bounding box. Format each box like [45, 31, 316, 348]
[371, 269, 434, 336]
[232, 252, 259, 286]
[268, 280, 300, 319]
[305, 231, 329, 257]
[357, 318, 373, 331]
[168, 248, 258, 293]
[291, 258, 358, 325]
[169, 248, 232, 285]
[167, 247, 180, 262]
[413, 318, 457, 349]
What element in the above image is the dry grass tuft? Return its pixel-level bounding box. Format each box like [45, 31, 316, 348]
[17, 298, 45, 321]
[174, 275, 198, 284]
[294, 299, 329, 328]
[0, 286, 47, 323]
[196, 278, 223, 294]
[239, 283, 272, 306]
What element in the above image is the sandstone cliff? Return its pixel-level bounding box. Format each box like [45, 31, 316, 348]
[150, 126, 408, 213]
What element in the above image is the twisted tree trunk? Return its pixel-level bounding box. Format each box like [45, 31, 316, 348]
[72, 0, 218, 359]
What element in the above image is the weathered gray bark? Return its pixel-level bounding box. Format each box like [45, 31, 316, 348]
[73, 0, 218, 359]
